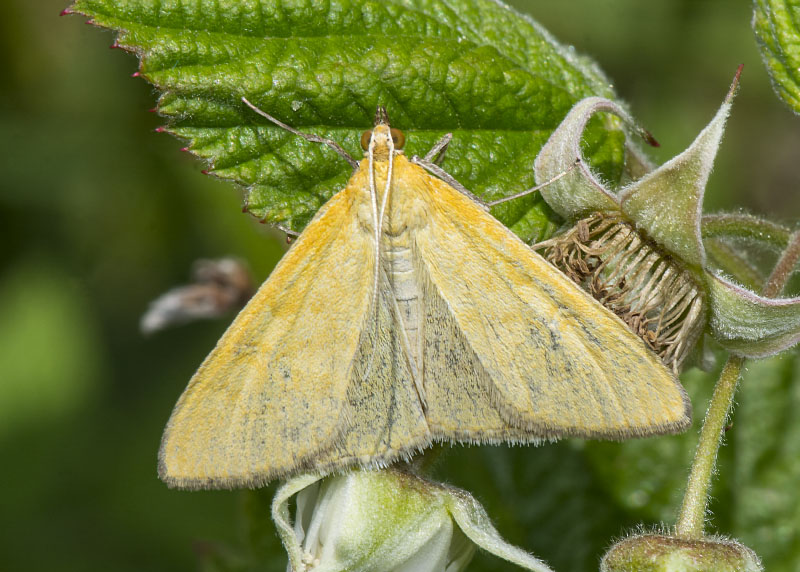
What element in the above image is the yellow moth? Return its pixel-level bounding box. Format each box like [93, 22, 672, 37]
[159, 104, 691, 489]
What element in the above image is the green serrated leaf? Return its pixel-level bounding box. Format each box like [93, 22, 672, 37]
[69, 0, 624, 239]
[753, 0, 800, 114]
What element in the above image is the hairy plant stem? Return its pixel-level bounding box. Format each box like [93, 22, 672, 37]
[704, 238, 765, 291]
[675, 354, 744, 538]
[676, 230, 800, 538]
[701, 213, 792, 249]
[763, 230, 800, 299]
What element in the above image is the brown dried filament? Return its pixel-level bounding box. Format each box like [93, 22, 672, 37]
[537, 213, 705, 372]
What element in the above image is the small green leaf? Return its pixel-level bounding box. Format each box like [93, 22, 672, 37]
[69, 0, 625, 239]
[753, 0, 800, 114]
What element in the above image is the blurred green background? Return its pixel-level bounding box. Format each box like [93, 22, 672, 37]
[2, 1, 799, 571]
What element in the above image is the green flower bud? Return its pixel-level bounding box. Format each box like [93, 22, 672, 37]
[601, 533, 762, 572]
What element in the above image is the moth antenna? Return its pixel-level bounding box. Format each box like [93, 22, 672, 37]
[241, 97, 359, 170]
[423, 133, 452, 165]
[361, 130, 382, 380]
[410, 155, 488, 209]
[486, 159, 581, 207]
[362, 114, 397, 381]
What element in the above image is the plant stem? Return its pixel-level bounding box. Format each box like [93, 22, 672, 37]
[675, 229, 800, 538]
[763, 230, 800, 298]
[701, 213, 792, 249]
[704, 238, 765, 291]
[675, 354, 743, 538]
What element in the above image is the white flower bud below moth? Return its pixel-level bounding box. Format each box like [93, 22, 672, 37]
[271, 469, 555, 572]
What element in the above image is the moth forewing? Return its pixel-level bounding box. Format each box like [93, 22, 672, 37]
[158, 179, 377, 489]
[413, 172, 691, 439]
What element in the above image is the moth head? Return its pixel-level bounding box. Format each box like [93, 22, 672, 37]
[361, 106, 405, 160]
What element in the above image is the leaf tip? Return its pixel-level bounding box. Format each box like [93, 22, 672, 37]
[59, 7, 73, 16]
[643, 129, 660, 148]
[131, 71, 140, 78]
[727, 65, 744, 104]
[154, 126, 167, 134]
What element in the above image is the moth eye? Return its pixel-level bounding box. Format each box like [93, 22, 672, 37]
[360, 130, 372, 151]
[390, 128, 406, 149]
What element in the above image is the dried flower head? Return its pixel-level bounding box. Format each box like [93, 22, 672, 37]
[538, 212, 705, 371]
[533, 68, 800, 366]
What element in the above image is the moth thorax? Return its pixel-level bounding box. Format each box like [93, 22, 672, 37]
[536, 212, 705, 373]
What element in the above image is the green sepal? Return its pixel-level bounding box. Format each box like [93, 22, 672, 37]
[706, 272, 800, 358]
[533, 97, 625, 220]
[619, 99, 732, 269]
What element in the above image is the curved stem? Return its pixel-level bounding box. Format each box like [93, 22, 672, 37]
[675, 229, 800, 538]
[763, 230, 800, 298]
[704, 238, 765, 291]
[701, 213, 792, 249]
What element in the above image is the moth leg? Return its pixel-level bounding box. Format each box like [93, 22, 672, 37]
[409, 155, 489, 210]
[423, 133, 453, 165]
